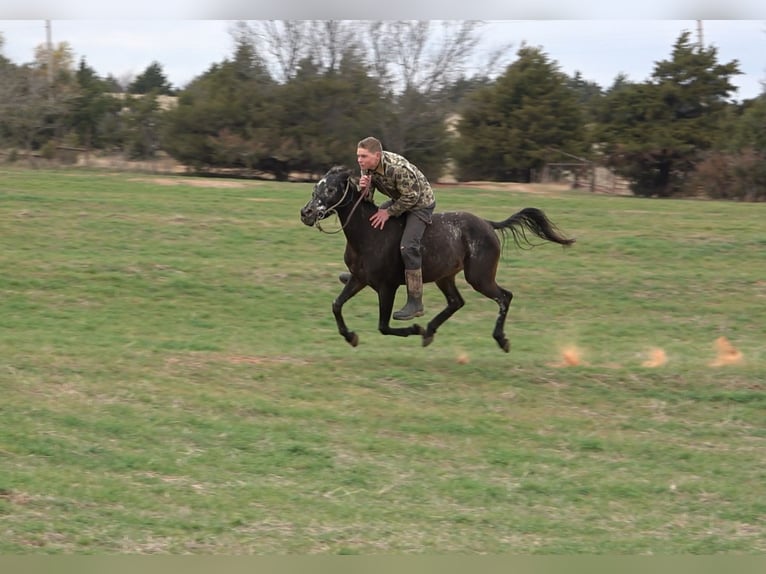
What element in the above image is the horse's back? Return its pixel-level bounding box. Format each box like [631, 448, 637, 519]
[421, 211, 500, 280]
[427, 211, 498, 248]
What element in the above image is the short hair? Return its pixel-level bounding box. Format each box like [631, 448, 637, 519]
[357, 136, 383, 153]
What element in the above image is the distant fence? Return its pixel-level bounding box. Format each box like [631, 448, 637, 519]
[542, 161, 631, 195]
[591, 166, 632, 195]
[2, 146, 633, 193]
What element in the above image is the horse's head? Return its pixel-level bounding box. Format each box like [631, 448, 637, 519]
[300, 166, 357, 227]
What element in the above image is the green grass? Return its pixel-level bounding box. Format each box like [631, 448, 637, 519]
[1, 168, 764, 554]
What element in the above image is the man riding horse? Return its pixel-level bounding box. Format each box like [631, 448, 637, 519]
[302, 165, 575, 351]
[341, 136, 436, 321]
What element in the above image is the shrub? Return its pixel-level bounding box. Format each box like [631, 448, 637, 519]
[687, 150, 766, 201]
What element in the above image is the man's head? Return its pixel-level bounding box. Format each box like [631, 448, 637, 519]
[357, 136, 383, 172]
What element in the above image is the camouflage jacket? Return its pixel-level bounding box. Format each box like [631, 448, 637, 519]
[365, 151, 436, 220]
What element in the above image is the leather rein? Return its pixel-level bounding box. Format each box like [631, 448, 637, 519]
[316, 177, 369, 234]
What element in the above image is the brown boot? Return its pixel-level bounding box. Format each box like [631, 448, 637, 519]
[393, 269, 424, 320]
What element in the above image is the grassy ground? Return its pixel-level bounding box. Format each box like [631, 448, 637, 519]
[1, 168, 764, 554]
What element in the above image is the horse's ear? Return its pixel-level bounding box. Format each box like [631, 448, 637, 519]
[328, 165, 349, 175]
[324, 165, 359, 189]
[329, 165, 357, 183]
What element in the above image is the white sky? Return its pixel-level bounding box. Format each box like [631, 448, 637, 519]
[1, 19, 764, 100]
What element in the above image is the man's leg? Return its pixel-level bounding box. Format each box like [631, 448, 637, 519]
[393, 215, 427, 321]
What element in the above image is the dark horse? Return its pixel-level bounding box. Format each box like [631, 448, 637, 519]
[299, 166, 575, 352]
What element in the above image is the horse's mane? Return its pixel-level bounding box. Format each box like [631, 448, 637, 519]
[327, 165, 379, 210]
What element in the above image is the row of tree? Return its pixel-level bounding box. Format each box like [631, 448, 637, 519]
[1, 22, 764, 200]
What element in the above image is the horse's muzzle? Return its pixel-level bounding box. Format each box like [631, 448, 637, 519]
[300, 204, 322, 226]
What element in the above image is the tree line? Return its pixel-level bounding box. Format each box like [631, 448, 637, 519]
[1, 22, 764, 200]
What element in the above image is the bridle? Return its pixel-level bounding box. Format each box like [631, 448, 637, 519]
[316, 176, 369, 234]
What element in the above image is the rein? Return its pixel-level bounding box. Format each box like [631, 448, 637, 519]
[316, 178, 369, 234]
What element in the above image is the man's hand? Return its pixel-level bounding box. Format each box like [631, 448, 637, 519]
[369, 208, 390, 229]
[359, 174, 371, 194]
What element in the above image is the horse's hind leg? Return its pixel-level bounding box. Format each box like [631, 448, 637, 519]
[465, 271, 513, 352]
[492, 286, 513, 352]
[421, 275, 465, 347]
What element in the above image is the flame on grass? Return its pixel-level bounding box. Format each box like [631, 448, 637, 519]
[455, 350, 470, 365]
[710, 336, 743, 367]
[642, 347, 668, 368]
[551, 345, 585, 367]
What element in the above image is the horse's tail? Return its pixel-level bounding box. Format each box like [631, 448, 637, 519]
[488, 207, 575, 249]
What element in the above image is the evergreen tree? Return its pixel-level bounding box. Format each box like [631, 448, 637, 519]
[382, 86, 450, 181]
[595, 31, 740, 197]
[128, 61, 174, 95]
[730, 95, 766, 152]
[69, 58, 122, 148]
[122, 92, 163, 159]
[275, 49, 390, 174]
[454, 45, 585, 182]
[161, 42, 279, 172]
[567, 70, 604, 123]
[102, 74, 123, 93]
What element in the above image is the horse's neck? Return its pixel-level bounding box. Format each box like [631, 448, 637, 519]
[339, 199, 377, 245]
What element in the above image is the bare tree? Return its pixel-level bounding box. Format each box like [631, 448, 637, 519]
[259, 20, 310, 81]
[365, 21, 393, 88]
[233, 20, 361, 82]
[0, 64, 63, 151]
[230, 20, 508, 91]
[306, 20, 359, 74]
[362, 21, 485, 95]
[761, 24, 766, 93]
[33, 40, 75, 82]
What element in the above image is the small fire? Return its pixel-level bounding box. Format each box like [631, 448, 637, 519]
[642, 348, 668, 368]
[550, 345, 583, 367]
[561, 346, 581, 366]
[709, 336, 743, 367]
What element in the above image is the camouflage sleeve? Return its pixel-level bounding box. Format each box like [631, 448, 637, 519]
[385, 167, 421, 217]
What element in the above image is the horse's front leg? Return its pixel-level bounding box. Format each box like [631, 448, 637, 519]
[377, 285, 425, 339]
[332, 276, 367, 347]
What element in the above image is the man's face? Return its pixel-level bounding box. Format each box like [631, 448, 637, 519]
[357, 147, 381, 172]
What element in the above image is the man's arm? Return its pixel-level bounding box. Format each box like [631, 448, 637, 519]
[385, 168, 421, 217]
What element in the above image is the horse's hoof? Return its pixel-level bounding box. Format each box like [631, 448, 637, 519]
[348, 333, 359, 347]
[422, 334, 434, 347]
[412, 323, 425, 335]
[500, 340, 510, 353]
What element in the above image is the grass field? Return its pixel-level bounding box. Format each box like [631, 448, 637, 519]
[1, 168, 764, 554]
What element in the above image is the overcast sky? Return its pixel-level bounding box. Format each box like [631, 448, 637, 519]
[1, 18, 764, 100]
